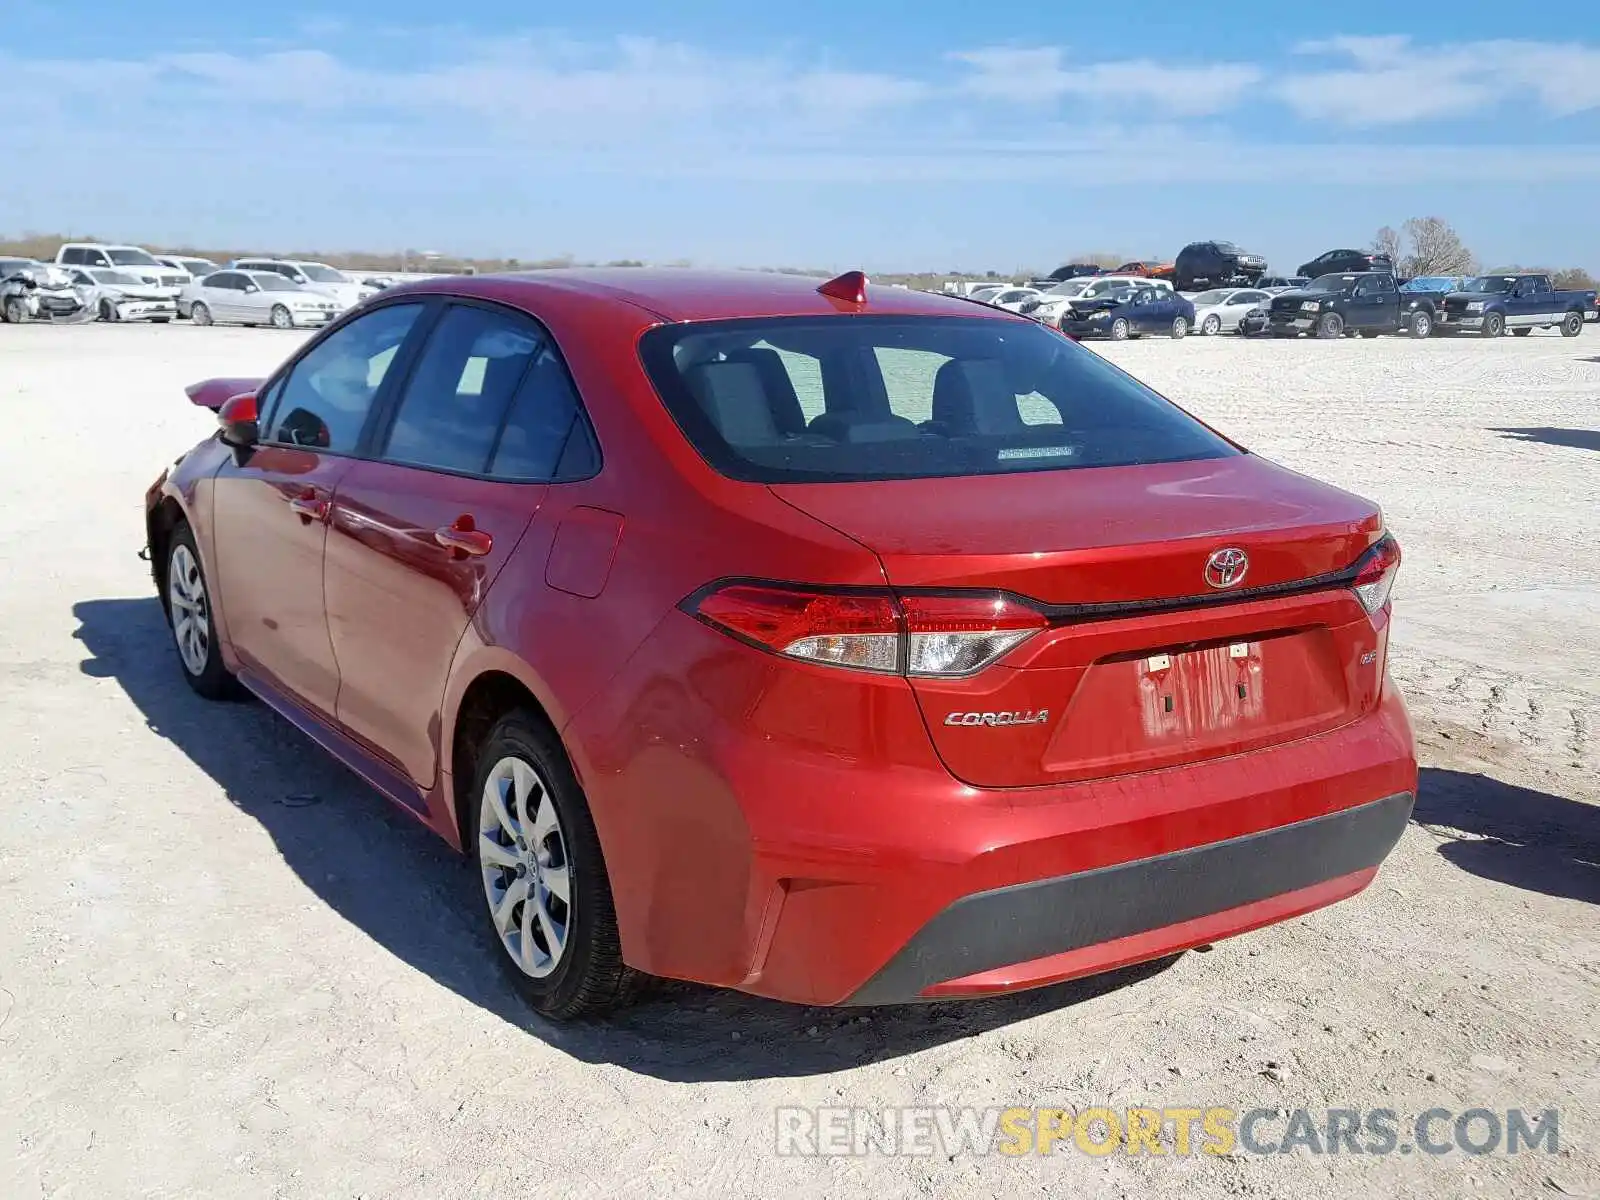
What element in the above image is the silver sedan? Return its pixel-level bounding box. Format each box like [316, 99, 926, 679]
[180, 270, 341, 328]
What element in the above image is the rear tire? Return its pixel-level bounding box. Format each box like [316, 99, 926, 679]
[469, 711, 635, 1019]
[190, 302, 213, 326]
[165, 522, 239, 700]
[1170, 316, 1189, 339]
[1560, 311, 1583, 337]
[1481, 311, 1505, 337]
[1315, 312, 1344, 339]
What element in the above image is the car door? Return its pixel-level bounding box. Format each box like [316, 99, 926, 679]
[321, 300, 597, 789]
[1511, 277, 1546, 326]
[200, 272, 240, 321]
[209, 302, 429, 718]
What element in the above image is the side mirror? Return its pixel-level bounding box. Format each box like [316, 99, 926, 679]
[218, 392, 259, 449]
[244, 283, 260, 294]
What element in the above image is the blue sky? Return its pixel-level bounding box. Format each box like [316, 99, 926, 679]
[4, 1, 1599, 272]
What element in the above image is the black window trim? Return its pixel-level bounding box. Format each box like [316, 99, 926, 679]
[361, 295, 603, 485]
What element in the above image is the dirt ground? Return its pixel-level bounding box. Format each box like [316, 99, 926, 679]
[0, 322, 1595, 1199]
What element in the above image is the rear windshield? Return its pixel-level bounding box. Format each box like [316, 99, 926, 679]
[638, 316, 1239, 483]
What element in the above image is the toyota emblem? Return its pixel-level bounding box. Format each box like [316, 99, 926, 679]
[1204, 547, 1249, 590]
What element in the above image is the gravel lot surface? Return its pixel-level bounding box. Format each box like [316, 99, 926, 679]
[1, 322, 1595, 1199]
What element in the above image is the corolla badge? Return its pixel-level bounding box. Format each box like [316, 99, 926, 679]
[944, 710, 1050, 728]
[1204, 547, 1249, 590]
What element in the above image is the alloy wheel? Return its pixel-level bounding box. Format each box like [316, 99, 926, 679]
[167, 543, 211, 677]
[478, 756, 572, 979]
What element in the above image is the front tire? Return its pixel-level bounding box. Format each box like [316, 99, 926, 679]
[469, 711, 634, 1019]
[1201, 314, 1221, 336]
[1409, 311, 1433, 339]
[165, 523, 238, 700]
[1315, 312, 1345, 339]
[1481, 311, 1505, 337]
[3, 296, 28, 324]
[190, 302, 213, 326]
[1109, 318, 1131, 341]
[98, 299, 116, 322]
[1560, 312, 1584, 337]
[270, 304, 293, 329]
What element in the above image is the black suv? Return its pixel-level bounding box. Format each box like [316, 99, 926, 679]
[1046, 263, 1106, 282]
[1173, 241, 1267, 291]
[1297, 248, 1395, 278]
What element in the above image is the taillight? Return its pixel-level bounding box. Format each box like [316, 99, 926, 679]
[1350, 534, 1401, 615]
[899, 593, 1047, 676]
[687, 583, 1046, 677]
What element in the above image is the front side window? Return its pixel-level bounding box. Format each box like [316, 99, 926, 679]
[640, 316, 1239, 483]
[264, 303, 424, 452]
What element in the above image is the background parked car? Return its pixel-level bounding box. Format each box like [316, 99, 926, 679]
[1059, 283, 1196, 340]
[1267, 272, 1439, 339]
[55, 243, 190, 295]
[1021, 274, 1174, 327]
[982, 286, 1043, 313]
[1297, 249, 1395, 278]
[1437, 274, 1596, 338]
[229, 258, 379, 310]
[1115, 260, 1175, 279]
[1173, 241, 1267, 291]
[158, 255, 221, 281]
[182, 270, 343, 328]
[1257, 275, 1310, 290]
[1190, 287, 1275, 335]
[65, 267, 177, 323]
[1045, 263, 1106, 282]
[2, 258, 91, 323]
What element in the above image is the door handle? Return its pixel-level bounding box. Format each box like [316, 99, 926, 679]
[435, 516, 492, 558]
[288, 492, 328, 524]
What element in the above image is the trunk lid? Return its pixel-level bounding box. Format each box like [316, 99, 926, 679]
[770, 455, 1389, 788]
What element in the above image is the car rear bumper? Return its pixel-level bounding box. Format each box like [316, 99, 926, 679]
[846, 790, 1410, 1003]
[571, 627, 1418, 1005]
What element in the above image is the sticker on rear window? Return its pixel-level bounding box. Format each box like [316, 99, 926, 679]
[997, 445, 1080, 461]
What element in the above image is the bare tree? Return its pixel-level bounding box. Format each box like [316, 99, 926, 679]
[1372, 226, 1401, 264]
[1399, 216, 1476, 276]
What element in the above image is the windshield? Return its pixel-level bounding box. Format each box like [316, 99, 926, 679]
[1213, 242, 1240, 254]
[250, 274, 299, 292]
[639, 316, 1238, 483]
[1191, 289, 1233, 305]
[296, 264, 347, 283]
[1465, 276, 1515, 294]
[106, 248, 161, 266]
[92, 270, 144, 285]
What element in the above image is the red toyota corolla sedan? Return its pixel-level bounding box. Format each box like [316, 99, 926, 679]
[143, 268, 1416, 1018]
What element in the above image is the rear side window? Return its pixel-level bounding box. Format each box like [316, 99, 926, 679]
[639, 316, 1239, 483]
[378, 303, 599, 481]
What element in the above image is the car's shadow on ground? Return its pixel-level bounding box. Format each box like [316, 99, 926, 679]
[1488, 427, 1600, 452]
[74, 595, 1180, 1082]
[1415, 768, 1599, 905]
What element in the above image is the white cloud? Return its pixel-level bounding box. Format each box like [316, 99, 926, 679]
[952, 46, 1261, 116]
[1284, 36, 1600, 124]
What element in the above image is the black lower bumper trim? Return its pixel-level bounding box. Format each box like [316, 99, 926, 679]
[846, 791, 1414, 1005]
